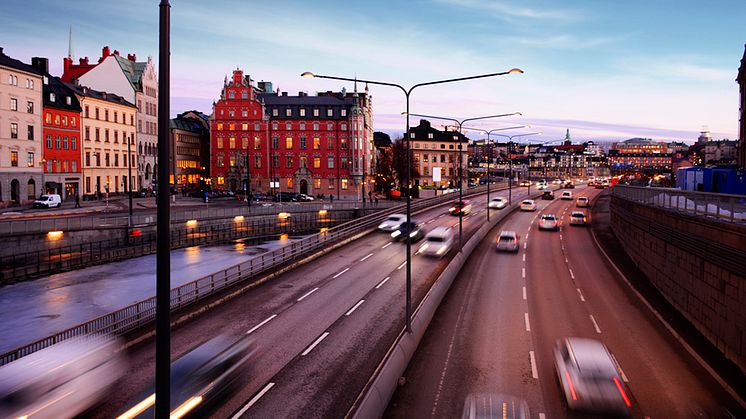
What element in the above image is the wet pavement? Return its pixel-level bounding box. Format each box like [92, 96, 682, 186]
[0, 236, 304, 353]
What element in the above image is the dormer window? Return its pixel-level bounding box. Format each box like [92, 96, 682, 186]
[327, 109, 333, 117]
[286, 108, 292, 117]
[228, 91, 235, 99]
[49, 93, 56, 102]
[66, 96, 71, 105]
[428, 133, 433, 139]
[341, 109, 347, 117]
[43, 76, 49, 84]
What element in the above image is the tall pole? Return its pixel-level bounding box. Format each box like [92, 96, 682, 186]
[127, 134, 133, 226]
[247, 152, 251, 208]
[508, 141, 512, 204]
[156, 1, 171, 417]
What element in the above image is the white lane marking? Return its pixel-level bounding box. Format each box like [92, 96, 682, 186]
[524, 313, 531, 331]
[559, 234, 563, 240]
[577, 288, 586, 302]
[452, 223, 459, 228]
[345, 300, 365, 316]
[427, 220, 435, 224]
[360, 253, 374, 262]
[522, 286, 527, 300]
[523, 242, 527, 249]
[333, 267, 350, 278]
[539, 414, 546, 419]
[525, 233, 529, 240]
[522, 268, 526, 278]
[376, 276, 390, 289]
[522, 253, 526, 262]
[397, 261, 406, 270]
[302, 332, 330, 356]
[612, 354, 630, 382]
[565, 257, 568, 263]
[438, 214, 445, 218]
[231, 382, 276, 418]
[569, 268, 575, 280]
[246, 314, 277, 335]
[297, 287, 319, 302]
[382, 242, 392, 249]
[529, 351, 539, 379]
[527, 226, 531, 232]
[590, 315, 602, 334]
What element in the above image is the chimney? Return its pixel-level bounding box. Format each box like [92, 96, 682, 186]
[31, 57, 49, 74]
[102, 46, 110, 57]
[79, 56, 89, 65]
[282, 91, 288, 96]
[113, 49, 119, 56]
[127, 53, 136, 62]
[63, 57, 72, 74]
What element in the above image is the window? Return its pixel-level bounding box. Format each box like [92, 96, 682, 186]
[272, 136, 279, 149]
[328, 138, 334, 150]
[229, 110, 235, 118]
[95, 108, 100, 120]
[217, 137, 224, 148]
[286, 156, 293, 168]
[62, 116, 68, 126]
[114, 154, 119, 167]
[63, 136, 69, 149]
[10, 151, 18, 167]
[242, 123, 248, 131]
[72, 160, 77, 172]
[341, 109, 347, 117]
[313, 157, 321, 169]
[342, 179, 348, 190]
[105, 109, 109, 121]
[272, 109, 278, 116]
[217, 122, 223, 130]
[45, 112, 51, 124]
[300, 122, 306, 130]
[10, 98, 17, 111]
[428, 133, 433, 139]
[27, 125, 33, 140]
[85, 106, 89, 118]
[341, 156, 348, 169]
[327, 122, 333, 130]
[313, 109, 319, 117]
[313, 122, 319, 131]
[254, 137, 261, 150]
[300, 136, 307, 149]
[27, 152, 34, 167]
[105, 153, 110, 167]
[327, 156, 334, 168]
[273, 154, 279, 168]
[47, 160, 52, 172]
[104, 129, 109, 142]
[46, 134, 52, 148]
[230, 154, 236, 167]
[287, 178, 294, 188]
[286, 122, 292, 131]
[328, 178, 334, 189]
[8, 75, 17, 85]
[217, 154, 225, 167]
[313, 137, 320, 150]
[341, 138, 347, 149]
[95, 128, 100, 141]
[242, 136, 248, 149]
[327, 108, 333, 117]
[54, 114, 60, 125]
[286, 108, 292, 117]
[300, 156, 308, 168]
[114, 131, 119, 143]
[229, 137, 236, 149]
[254, 123, 260, 131]
[229, 123, 235, 130]
[341, 123, 347, 131]
[72, 137, 77, 150]
[300, 108, 306, 117]
[228, 91, 235, 99]
[242, 91, 248, 99]
[285, 137, 293, 149]
[28, 79, 34, 89]
[114, 111, 118, 123]
[254, 154, 261, 168]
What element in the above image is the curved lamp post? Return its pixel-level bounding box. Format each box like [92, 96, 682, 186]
[301, 68, 522, 333]
[491, 132, 541, 204]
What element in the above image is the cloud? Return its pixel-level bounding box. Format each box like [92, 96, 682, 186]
[506, 34, 624, 50]
[432, 0, 586, 22]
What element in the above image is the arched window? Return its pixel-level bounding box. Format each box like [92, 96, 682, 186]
[27, 178, 36, 200]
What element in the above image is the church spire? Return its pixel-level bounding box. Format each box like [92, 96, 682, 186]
[564, 128, 571, 145]
[67, 25, 74, 60]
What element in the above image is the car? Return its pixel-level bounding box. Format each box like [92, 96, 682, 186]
[563, 181, 575, 189]
[461, 393, 530, 419]
[389, 189, 402, 200]
[519, 199, 536, 211]
[576, 197, 590, 207]
[419, 226, 454, 257]
[536, 181, 548, 190]
[552, 178, 562, 184]
[274, 192, 300, 202]
[391, 221, 425, 242]
[378, 213, 407, 232]
[496, 230, 520, 252]
[541, 191, 555, 200]
[538, 214, 559, 230]
[569, 211, 587, 226]
[297, 193, 315, 202]
[553, 337, 632, 415]
[561, 191, 573, 200]
[33, 194, 62, 208]
[449, 200, 472, 216]
[488, 197, 508, 209]
[519, 180, 531, 187]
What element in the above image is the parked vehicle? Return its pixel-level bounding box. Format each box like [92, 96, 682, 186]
[419, 226, 454, 257]
[273, 192, 300, 202]
[297, 193, 315, 202]
[33, 194, 62, 208]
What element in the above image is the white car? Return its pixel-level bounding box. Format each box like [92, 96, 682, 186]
[488, 197, 508, 209]
[538, 214, 559, 230]
[576, 197, 590, 207]
[570, 211, 587, 226]
[419, 226, 454, 257]
[519, 199, 536, 211]
[378, 214, 406, 232]
[561, 191, 573, 200]
[33, 194, 62, 208]
[496, 230, 520, 252]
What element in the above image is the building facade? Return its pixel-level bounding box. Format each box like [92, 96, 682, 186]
[409, 119, 469, 188]
[0, 48, 44, 206]
[170, 111, 210, 191]
[210, 68, 374, 199]
[70, 84, 137, 198]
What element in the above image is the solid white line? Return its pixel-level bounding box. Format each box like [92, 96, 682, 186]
[333, 267, 350, 278]
[345, 299, 365, 316]
[397, 261, 406, 270]
[522, 268, 526, 278]
[297, 287, 319, 302]
[529, 351, 539, 379]
[302, 332, 330, 356]
[522, 286, 527, 300]
[524, 313, 531, 331]
[382, 242, 392, 249]
[527, 226, 531, 231]
[577, 288, 586, 302]
[376, 276, 390, 289]
[246, 314, 278, 335]
[231, 382, 276, 418]
[427, 220, 435, 224]
[612, 354, 630, 382]
[359, 253, 374, 262]
[569, 268, 575, 280]
[590, 314, 602, 333]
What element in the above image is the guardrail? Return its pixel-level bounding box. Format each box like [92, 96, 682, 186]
[0, 185, 497, 366]
[612, 185, 746, 223]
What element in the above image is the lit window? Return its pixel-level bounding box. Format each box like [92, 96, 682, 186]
[287, 178, 294, 188]
[229, 137, 236, 149]
[272, 109, 278, 116]
[314, 178, 321, 188]
[313, 109, 319, 117]
[286, 108, 292, 117]
[300, 108, 306, 117]
[286, 122, 292, 130]
[341, 109, 347, 117]
[254, 137, 261, 150]
[285, 137, 293, 149]
[10, 151, 18, 167]
[341, 179, 348, 189]
[10, 98, 17, 111]
[314, 157, 320, 168]
[327, 109, 333, 117]
[313, 137, 320, 150]
[217, 137, 224, 148]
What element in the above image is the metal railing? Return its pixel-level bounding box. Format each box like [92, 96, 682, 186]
[612, 185, 746, 224]
[0, 185, 495, 365]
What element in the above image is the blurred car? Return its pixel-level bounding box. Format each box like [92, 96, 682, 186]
[391, 221, 425, 242]
[0, 337, 125, 419]
[297, 193, 315, 202]
[496, 230, 520, 252]
[519, 180, 531, 187]
[541, 190, 555, 200]
[389, 189, 402, 200]
[273, 191, 300, 202]
[553, 337, 631, 415]
[552, 178, 562, 184]
[561, 191, 573, 200]
[519, 199, 536, 211]
[378, 213, 407, 232]
[570, 211, 588, 226]
[563, 181, 575, 189]
[118, 334, 257, 419]
[576, 197, 590, 207]
[461, 393, 530, 419]
[538, 214, 559, 230]
[488, 197, 508, 209]
[449, 200, 472, 216]
[419, 226, 454, 257]
[536, 181, 548, 190]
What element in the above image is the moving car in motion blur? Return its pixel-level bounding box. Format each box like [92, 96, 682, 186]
[461, 393, 530, 419]
[541, 190, 554, 200]
[496, 230, 520, 252]
[569, 211, 588, 226]
[576, 196, 590, 207]
[519, 199, 536, 211]
[0, 337, 125, 419]
[553, 337, 632, 415]
[117, 334, 257, 419]
[536, 180, 548, 190]
[391, 221, 425, 242]
[419, 226, 454, 257]
[378, 214, 407, 232]
[538, 214, 559, 231]
[488, 197, 508, 209]
[449, 200, 472, 216]
[519, 180, 531, 187]
[561, 191, 573, 200]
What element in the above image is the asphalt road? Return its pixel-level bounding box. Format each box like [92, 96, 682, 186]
[385, 185, 741, 418]
[91, 186, 533, 418]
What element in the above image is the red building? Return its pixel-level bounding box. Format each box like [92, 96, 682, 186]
[210, 69, 373, 199]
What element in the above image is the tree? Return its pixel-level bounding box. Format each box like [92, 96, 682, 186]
[391, 138, 419, 190]
[375, 146, 394, 192]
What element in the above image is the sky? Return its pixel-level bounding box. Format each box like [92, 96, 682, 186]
[2, 0, 745, 144]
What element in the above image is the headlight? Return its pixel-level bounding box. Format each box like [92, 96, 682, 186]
[437, 245, 447, 255]
[449, 207, 456, 212]
[391, 230, 401, 238]
[409, 231, 418, 237]
[378, 223, 386, 229]
[420, 243, 429, 252]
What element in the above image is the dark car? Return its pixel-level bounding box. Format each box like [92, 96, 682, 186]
[391, 221, 425, 242]
[449, 200, 472, 216]
[541, 191, 555, 200]
[273, 192, 300, 202]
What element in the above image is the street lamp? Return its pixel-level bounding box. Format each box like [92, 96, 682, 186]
[491, 132, 541, 204]
[127, 134, 133, 226]
[302, 68, 522, 333]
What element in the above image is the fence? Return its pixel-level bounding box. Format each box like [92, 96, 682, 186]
[612, 185, 746, 223]
[0, 185, 497, 365]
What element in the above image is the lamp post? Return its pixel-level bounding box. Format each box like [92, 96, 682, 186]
[127, 133, 133, 226]
[492, 133, 541, 204]
[302, 68, 522, 333]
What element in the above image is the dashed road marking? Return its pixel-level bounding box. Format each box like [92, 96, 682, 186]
[376, 276, 390, 289]
[524, 313, 531, 331]
[333, 268, 350, 278]
[577, 288, 585, 302]
[382, 242, 392, 249]
[246, 314, 277, 335]
[523, 242, 527, 249]
[529, 351, 539, 379]
[345, 300, 365, 316]
[397, 261, 406, 270]
[522, 268, 526, 278]
[360, 253, 374, 262]
[522, 286, 527, 300]
[231, 382, 276, 418]
[297, 287, 319, 302]
[569, 268, 575, 280]
[539, 414, 546, 419]
[522, 253, 526, 262]
[302, 332, 330, 356]
[590, 314, 602, 334]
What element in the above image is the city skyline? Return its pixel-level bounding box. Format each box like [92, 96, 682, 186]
[2, 0, 744, 143]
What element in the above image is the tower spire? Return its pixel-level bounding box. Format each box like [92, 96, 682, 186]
[68, 24, 74, 60]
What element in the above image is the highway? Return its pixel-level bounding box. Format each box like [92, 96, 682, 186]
[92, 186, 533, 418]
[384, 185, 741, 418]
